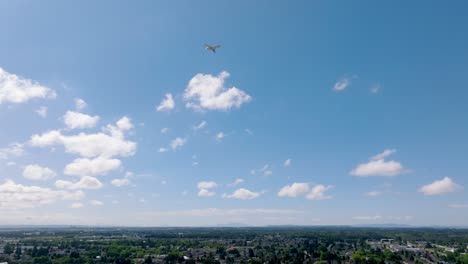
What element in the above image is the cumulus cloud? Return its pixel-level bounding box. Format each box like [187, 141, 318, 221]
[333, 77, 351, 91]
[161, 127, 169, 134]
[197, 181, 217, 197]
[30, 116, 136, 158]
[111, 178, 130, 187]
[284, 159, 292, 167]
[90, 200, 104, 206]
[225, 188, 260, 200]
[71, 202, 84, 209]
[0, 143, 24, 160]
[419, 177, 462, 196]
[184, 71, 251, 111]
[35, 106, 48, 118]
[278, 182, 333, 200]
[278, 183, 311, 197]
[74, 98, 87, 110]
[0, 180, 84, 209]
[156, 93, 175, 112]
[63, 111, 100, 130]
[197, 181, 218, 189]
[306, 185, 334, 200]
[64, 157, 121, 177]
[198, 189, 216, 197]
[23, 164, 56, 181]
[350, 149, 405, 177]
[55, 176, 103, 190]
[170, 137, 187, 151]
[0, 68, 56, 104]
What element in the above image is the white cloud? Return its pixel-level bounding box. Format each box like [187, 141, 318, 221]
[116, 116, 133, 131]
[156, 93, 175, 112]
[333, 77, 351, 91]
[64, 157, 121, 177]
[193, 121, 207, 131]
[350, 149, 405, 177]
[419, 177, 462, 196]
[232, 178, 244, 186]
[278, 182, 333, 200]
[63, 111, 100, 130]
[215, 132, 225, 142]
[306, 185, 333, 200]
[23, 164, 56, 181]
[278, 183, 310, 197]
[0, 180, 84, 209]
[197, 181, 218, 189]
[254, 164, 272, 176]
[0, 143, 24, 160]
[111, 178, 130, 187]
[74, 98, 87, 110]
[170, 137, 187, 151]
[35, 106, 48, 118]
[0, 67, 56, 104]
[30, 116, 136, 158]
[198, 189, 216, 197]
[71, 202, 84, 209]
[197, 181, 218, 197]
[161, 127, 169, 134]
[370, 149, 396, 161]
[184, 71, 251, 111]
[284, 159, 292, 167]
[226, 188, 260, 200]
[55, 176, 103, 190]
[365, 191, 383, 197]
[90, 200, 104, 206]
[158, 147, 168, 153]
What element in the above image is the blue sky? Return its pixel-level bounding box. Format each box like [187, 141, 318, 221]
[0, 0, 467, 226]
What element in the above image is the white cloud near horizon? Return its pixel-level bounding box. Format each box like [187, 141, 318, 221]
[350, 149, 405, 177]
[225, 188, 260, 200]
[0, 68, 56, 104]
[55, 176, 103, 190]
[184, 71, 251, 111]
[278, 182, 333, 200]
[419, 177, 462, 195]
[0, 180, 84, 209]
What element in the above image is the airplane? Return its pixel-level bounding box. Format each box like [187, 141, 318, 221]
[205, 44, 221, 53]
